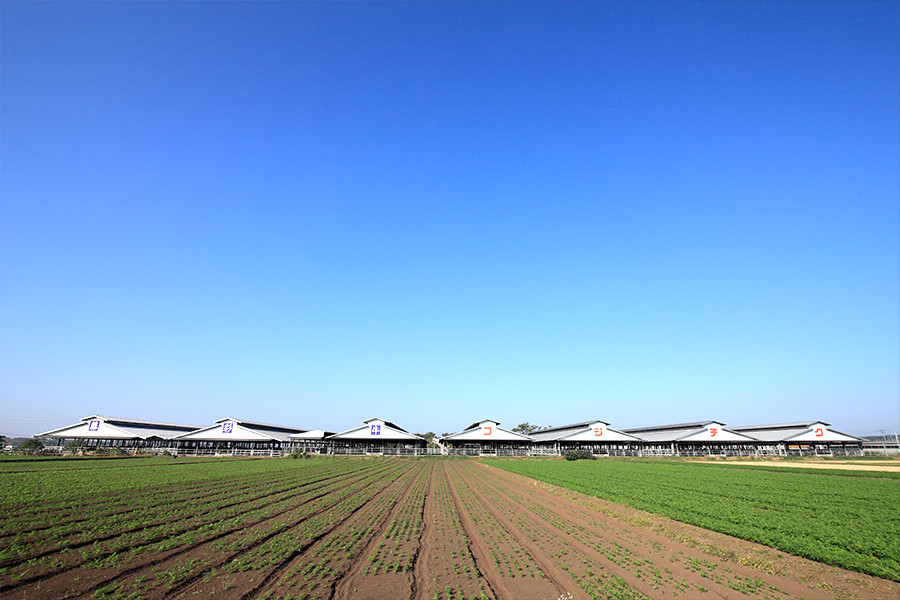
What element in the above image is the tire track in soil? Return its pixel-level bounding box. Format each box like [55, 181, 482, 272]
[175, 461, 424, 600]
[451, 461, 569, 600]
[443, 461, 511, 600]
[0, 462, 401, 599]
[331, 460, 434, 600]
[413, 461, 495, 600]
[261, 462, 424, 600]
[409, 461, 435, 600]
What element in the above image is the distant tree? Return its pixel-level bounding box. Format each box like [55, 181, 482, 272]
[19, 438, 44, 453]
[64, 439, 86, 451]
[512, 423, 543, 434]
[414, 432, 439, 448]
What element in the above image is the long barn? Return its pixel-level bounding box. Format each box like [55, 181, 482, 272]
[38, 415, 199, 453]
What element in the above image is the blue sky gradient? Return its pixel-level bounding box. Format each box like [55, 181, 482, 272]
[2, 1, 898, 437]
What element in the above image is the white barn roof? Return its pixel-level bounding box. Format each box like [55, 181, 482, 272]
[622, 421, 759, 443]
[731, 422, 861, 443]
[441, 419, 532, 442]
[39, 415, 199, 440]
[531, 420, 641, 443]
[328, 418, 425, 442]
[288, 429, 334, 440]
[172, 418, 305, 442]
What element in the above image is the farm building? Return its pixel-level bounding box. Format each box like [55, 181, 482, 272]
[286, 430, 335, 454]
[730, 422, 863, 456]
[530, 420, 642, 456]
[38, 415, 199, 453]
[861, 434, 900, 455]
[170, 418, 305, 457]
[326, 418, 431, 455]
[440, 419, 532, 456]
[622, 421, 761, 457]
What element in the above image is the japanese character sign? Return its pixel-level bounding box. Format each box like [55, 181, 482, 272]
[709, 428, 718, 437]
[815, 428, 824, 437]
[88, 420, 101, 432]
[593, 427, 604, 437]
[484, 426, 493, 436]
[370, 424, 381, 436]
[222, 422, 234, 434]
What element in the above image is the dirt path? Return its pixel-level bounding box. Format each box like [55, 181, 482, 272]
[702, 460, 900, 472]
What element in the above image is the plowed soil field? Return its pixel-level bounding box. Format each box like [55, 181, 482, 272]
[1, 458, 897, 600]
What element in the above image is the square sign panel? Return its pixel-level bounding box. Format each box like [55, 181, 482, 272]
[88, 420, 101, 432]
[370, 424, 381, 436]
[222, 422, 234, 434]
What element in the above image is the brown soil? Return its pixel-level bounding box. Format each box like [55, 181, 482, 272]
[1, 459, 896, 600]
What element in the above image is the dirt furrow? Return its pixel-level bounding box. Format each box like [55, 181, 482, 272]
[332, 460, 433, 600]
[413, 461, 495, 600]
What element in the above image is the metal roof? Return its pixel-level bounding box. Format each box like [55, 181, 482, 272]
[213, 418, 306, 434]
[533, 420, 609, 435]
[622, 421, 719, 434]
[81, 415, 200, 430]
[362, 417, 409, 433]
[732, 421, 830, 431]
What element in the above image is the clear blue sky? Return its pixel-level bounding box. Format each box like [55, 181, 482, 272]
[2, 1, 898, 438]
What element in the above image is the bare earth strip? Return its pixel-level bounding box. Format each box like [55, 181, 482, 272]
[2, 458, 898, 600]
[696, 460, 900, 472]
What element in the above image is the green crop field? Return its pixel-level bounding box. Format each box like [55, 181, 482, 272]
[489, 458, 900, 581]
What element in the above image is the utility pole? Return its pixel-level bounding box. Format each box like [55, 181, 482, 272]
[880, 429, 887, 456]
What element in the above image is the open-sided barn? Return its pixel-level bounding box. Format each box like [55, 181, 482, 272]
[326, 417, 431, 455]
[622, 421, 761, 456]
[530, 420, 642, 456]
[171, 418, 305, 457]
[440, 419, 532, 456]
[730, 421, 863, 456]
[38, 415, 199, 453]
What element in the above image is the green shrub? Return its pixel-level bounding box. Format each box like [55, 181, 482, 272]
[563, 449, 596, 461]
